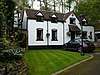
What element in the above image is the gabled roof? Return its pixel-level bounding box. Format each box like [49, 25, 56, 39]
[25, 9, 75, 22]
[64, 11, 73, 20]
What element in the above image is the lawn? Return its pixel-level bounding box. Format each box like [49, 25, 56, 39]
[24, 50, 90, 75]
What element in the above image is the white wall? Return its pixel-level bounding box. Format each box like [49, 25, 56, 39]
[64, 13, 81, 43]
[28, 20, 64, 46]
[66, 13, 81, 30]
[64, 21, 70, 43]
[22, 11, 27, 29]
[83, 26, 94, 42]
[48, 21, 64, 45]
[28, 20, 47, 46]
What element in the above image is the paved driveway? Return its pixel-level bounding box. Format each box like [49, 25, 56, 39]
[57, 52, 100, 75]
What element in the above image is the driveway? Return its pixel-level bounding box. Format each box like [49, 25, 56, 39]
[57, 51, 100, 75]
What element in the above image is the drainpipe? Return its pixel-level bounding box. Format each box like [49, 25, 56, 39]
[63, 22, 65, 45]
[26, 18, 28, 49]
[47, 21, 49, 48]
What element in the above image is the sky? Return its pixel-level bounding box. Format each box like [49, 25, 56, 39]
[28, 0, 75, 13]
[28, 0, 40, 10]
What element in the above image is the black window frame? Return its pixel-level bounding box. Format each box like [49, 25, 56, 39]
[51, 29, 58, 41]
[51, 17, 58, 23]
[89, 31, 92, 39]
[36, 15, 44, 22]
[36, 28, 43, 41]
[82, 31, 87, 39]
[82, 21, 87, 25]
[70, 17, 76, 24]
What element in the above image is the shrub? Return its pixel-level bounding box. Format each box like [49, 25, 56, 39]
[0, 48, 26, 62]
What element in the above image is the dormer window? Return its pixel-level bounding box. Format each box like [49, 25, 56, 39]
[36, 12, 44, 22]
[51, 14, 58, 23]
[70, 17, 76, 24]
[82, 19, 87, 25]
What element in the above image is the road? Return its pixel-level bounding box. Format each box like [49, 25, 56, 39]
[57, 53, 100, 75]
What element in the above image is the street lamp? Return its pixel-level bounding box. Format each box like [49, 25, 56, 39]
[79, 14, 84, 56]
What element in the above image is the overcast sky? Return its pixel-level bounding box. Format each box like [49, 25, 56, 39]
[28, 0, 75, 13]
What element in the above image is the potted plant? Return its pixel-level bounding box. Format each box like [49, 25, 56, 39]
[46, 33, 50, 37]
[89, 35, 92, 39]
[67, 32, 71, 35]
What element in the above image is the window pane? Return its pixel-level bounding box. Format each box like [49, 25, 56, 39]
[82, 31, 87, 39]
[70, 18, 76, 24]
[37, 29, 43, 41]
[52, 29, 58, 41]
[51, 17, 58, 23]
[89, 32, 92, 39]
[82, 21, 86, 25]
[36, 16, 43, 22]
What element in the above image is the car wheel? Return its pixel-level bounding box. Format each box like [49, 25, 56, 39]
[90, 50, 93, 53]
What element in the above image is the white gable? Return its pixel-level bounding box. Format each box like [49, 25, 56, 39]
[82, 19, 86, 21]
[52, 14, 57, 18]
[37, 12, 43, 16]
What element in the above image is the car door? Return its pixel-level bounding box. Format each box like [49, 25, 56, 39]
[67, 40, 75, 50]
[67, 39, 79, 50]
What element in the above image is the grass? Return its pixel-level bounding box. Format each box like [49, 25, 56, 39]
[24, 50, 90, 75]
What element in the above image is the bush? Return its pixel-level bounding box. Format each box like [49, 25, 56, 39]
[0, 48, 26, 62]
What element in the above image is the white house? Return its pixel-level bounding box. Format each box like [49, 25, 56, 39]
[83, 25, 95, 42]
[21, 9, 95, 49]
[79, 18, 95, 42]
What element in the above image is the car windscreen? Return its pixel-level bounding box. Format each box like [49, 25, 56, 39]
[75, 39, 85, 44]
[83, 40, 92, 44]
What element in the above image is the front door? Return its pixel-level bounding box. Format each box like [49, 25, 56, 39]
[71, 32, 75, 40]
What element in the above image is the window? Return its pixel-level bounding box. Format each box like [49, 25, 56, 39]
[82, 21, 87, 25]
[70, 18, 76, 24]
[36, 16, 44, 22]
[36, 12, 44, 22]
[89, 32, 92, 39]
[52, 29, 58, 41]
[36, 28, 43, 41]
[82, 31, 87, 39]
[82, 19, 87, 25]
[51, 14, 58, 23]
[51, 17, 58, 23]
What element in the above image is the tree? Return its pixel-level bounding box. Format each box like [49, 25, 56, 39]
[0, 1, 26, 74]
[38, 0, 76, 12]
[39, 0, 53, 11]
[75, 0, 100, 24]
[66, 0, 75, 12]
[0, 0, 10, 49]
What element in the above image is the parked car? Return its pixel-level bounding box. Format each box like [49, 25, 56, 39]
[63, 39, 95, 53]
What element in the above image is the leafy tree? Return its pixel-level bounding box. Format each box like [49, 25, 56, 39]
[39, 0, 53, 11]
[0, 0, 9, 50]
[0, 0, 26, 56]
[38, 0, 76, 12]
[0, 3, 26, 74]
[65, 0, 75, 12]
[75, 0, 100, 24]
